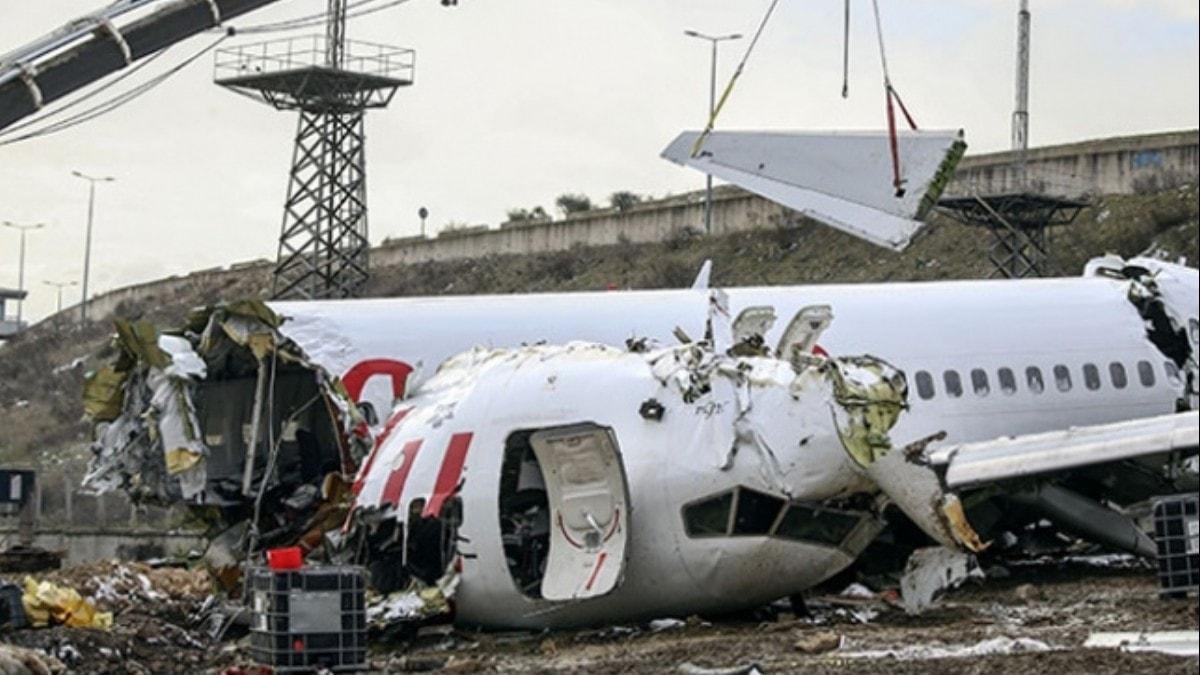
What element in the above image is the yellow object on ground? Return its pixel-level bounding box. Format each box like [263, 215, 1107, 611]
[20, 577, 113, 630]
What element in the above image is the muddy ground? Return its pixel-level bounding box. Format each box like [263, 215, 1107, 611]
[375, 560, 1197, 674]
[6, 557, 1194, 674]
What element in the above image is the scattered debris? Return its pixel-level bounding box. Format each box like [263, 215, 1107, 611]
[676, 662, 764, 675]
[1084, 631, 1200, 657]
[840, 636, 1054, 660]
[649, 618, 686, 632]
[793, 630, 843, 654]
[367, 568, 460, 635]
[899, 547, 984, 614]
[0, 644, 65, 674]
[19, 577, 112, 630]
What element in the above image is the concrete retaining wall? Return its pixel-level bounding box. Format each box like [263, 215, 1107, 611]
[1, 528, 207, 565]
[947, 129, 1199, 197]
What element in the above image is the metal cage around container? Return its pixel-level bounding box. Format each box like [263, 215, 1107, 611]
[1152, 493, 1199, 598]
[247, 565, 369, 672]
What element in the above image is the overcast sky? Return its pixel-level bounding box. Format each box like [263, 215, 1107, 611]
[1, 0, 1197, 322]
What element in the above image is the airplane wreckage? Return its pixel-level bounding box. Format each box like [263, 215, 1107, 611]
[75, 121, 1199, 631]
[80, 252, 1198, 628]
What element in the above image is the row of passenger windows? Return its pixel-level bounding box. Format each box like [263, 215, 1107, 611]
[913, 360, 1182, 401]
[682, 486, 864, 548]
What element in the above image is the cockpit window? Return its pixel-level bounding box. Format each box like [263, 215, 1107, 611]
[683, 491, 734, 537]
[732, 487, 786, 536]
[775, 504, 862, 547]
[683, 487, 867, 548]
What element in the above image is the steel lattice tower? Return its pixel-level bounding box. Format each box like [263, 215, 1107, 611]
[215, 0, 413, 299]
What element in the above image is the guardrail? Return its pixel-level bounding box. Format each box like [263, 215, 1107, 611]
[214, 35, 414, 82]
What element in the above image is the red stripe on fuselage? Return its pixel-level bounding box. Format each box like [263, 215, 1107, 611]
[380, 439, 423, 507]
[422, 432, 473, 518]
[351, 407, 411, 495]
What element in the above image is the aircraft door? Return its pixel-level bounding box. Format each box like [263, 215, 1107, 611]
[529, 424, 630, 600]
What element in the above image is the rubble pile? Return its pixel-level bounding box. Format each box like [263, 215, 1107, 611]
[1, 562, 225, 675]
[39, 560, 212, 619]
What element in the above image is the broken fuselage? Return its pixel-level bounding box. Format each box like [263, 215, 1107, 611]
[85, 257, 1198, 627]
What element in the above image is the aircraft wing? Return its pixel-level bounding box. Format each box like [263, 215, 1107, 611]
[927, 410, 1199, 490]
[660, 130, 966, 251]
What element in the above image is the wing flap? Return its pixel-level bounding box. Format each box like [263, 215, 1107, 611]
[928, 411, 1199, 490]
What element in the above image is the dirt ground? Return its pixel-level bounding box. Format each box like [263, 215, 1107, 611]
[2, 559, 1197, 674]
[373, 560, 1198, 675]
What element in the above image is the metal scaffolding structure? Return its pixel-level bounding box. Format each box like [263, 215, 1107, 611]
[937, 193, 1086, 278]
[214, 0, 413, 299]
[939, 0, 1086, 279]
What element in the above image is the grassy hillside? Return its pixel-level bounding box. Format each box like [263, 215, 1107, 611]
[1, 184, 1195, 467]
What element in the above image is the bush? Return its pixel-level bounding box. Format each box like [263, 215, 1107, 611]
[555, 193, 593, 216]
[506, 206, 550, 223]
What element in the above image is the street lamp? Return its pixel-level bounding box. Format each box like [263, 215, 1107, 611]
[2, 220, 45, 325]
[72, 170, 115, 325]
[684, 30, 742, 236]
[44, 280, 79, 313]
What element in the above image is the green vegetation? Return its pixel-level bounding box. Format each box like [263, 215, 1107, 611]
[555, 193, 593, 215]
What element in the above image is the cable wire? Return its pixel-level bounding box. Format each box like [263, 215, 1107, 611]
[688, 0, 784, 157]
[0, 43, 174, 138]
[233, 0, 413, 34]
[0, 34, 227, 147]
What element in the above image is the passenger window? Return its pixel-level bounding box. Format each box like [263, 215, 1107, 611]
[971, 368, 990, 396]
[775, 504, 862, 547]
[915, 371, 935, 400]
[732, 487, 786, 536]
[1109, 362, 1127, 389]
[1053, 365, 1072, 392]
[1083, 363, 1101, 390]
[683, 492, 733, 537]
[943, 370, 963, 398]
[1138, 360, 1156, 387]
[998, 368, 1017, 395]
[1164, 361, 1182, 385]
[1026, 366, 1045, 394]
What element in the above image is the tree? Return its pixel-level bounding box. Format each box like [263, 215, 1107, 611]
[609, 191, 644, 211]
[555, 193, 593, 216]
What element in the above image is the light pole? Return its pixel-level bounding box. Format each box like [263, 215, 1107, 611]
[44, 280, 79, 313]
[72, 170, 115, 325]
[2, 221, 45, 326]
[684, 30, 742, 236]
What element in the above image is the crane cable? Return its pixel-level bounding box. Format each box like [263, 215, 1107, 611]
[233, 0, 414, 34]
[841, 0, 850, 98]
[870, 0, 918, 197]
[688, 0, 784, 158]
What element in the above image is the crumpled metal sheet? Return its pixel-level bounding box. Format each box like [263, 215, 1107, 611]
[899, 546, 983, 614]
[85, 301, 370, 515]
